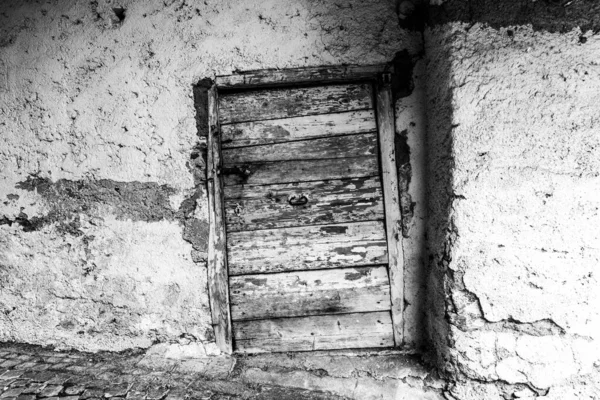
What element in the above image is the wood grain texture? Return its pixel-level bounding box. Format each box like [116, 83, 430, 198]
[222, 133, 378, 164]
[206, 86, 233, 354]
[233, 311, 394, 353]
[230, 266, 391, 321]
[221, 110, 377, 148]
[376, 77, 403, 346]
[224, 176, 384, 232]
[221, 156, 379, 186]
[227, 220, 388, 275]
[218, 83, 373, 124]
[215, 64, 387, 89]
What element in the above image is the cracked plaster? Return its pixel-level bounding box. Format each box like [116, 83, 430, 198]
[425, 21, 600, 398]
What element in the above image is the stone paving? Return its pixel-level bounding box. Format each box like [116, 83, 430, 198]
[0, 343, 346, 400]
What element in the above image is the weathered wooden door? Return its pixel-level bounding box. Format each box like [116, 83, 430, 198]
[206, 66, 403, 354]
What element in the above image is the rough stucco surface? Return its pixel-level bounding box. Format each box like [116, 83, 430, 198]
[425, 23, 600, 398]
[0, 217, 213, 350]
[0, 0, 423, 352]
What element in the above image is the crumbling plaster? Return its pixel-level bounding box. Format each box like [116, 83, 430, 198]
[0, 0, 424, 352]
[425, 21, 600, 398]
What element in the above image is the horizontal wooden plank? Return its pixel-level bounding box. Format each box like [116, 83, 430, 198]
[227, 220, 388, 275]
[230, 266, 391, 321]
[233, 311, 394, 353]
[221, 110, 377, 148]
[224, 176, 384, 232]
[215, 64, 387, 89]
[222, 133, 377, 165]
[222, 156, 379, 186]
[218, 83, 373, 124]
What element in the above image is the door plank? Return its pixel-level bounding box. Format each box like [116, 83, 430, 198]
[218, 83, 373, 124]
[222, 156, 379, 186]
[221, 110, 377, 148]
[227, 220, 388, 275]
[224, 176, 384, 232]
[233, 311, 394, 353]
[230, 266, 391, 321]
[222, 133, 377, 164]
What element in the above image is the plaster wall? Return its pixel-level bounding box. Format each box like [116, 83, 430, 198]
[425, 22, 600, 398]
[0, 0, 425, 353]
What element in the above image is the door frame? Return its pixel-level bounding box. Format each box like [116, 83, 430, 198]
[206, 64, 404, 354]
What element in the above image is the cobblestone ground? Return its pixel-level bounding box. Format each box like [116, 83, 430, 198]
[0, 343, 346, 400]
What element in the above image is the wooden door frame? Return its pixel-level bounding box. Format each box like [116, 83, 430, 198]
[207, 64, 404, 354]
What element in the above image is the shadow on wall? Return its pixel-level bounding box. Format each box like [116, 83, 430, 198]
[423, 32, 455, 367]
[423, 6, 600, 357]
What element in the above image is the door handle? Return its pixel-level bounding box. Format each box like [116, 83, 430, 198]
[288, 195, 308, 206]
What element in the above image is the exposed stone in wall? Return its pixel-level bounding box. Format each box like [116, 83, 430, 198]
[5, 177, 176, 231]
[425, 20, 600, 399]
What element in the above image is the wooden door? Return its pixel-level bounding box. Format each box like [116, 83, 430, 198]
[214, 81, 399, 353]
